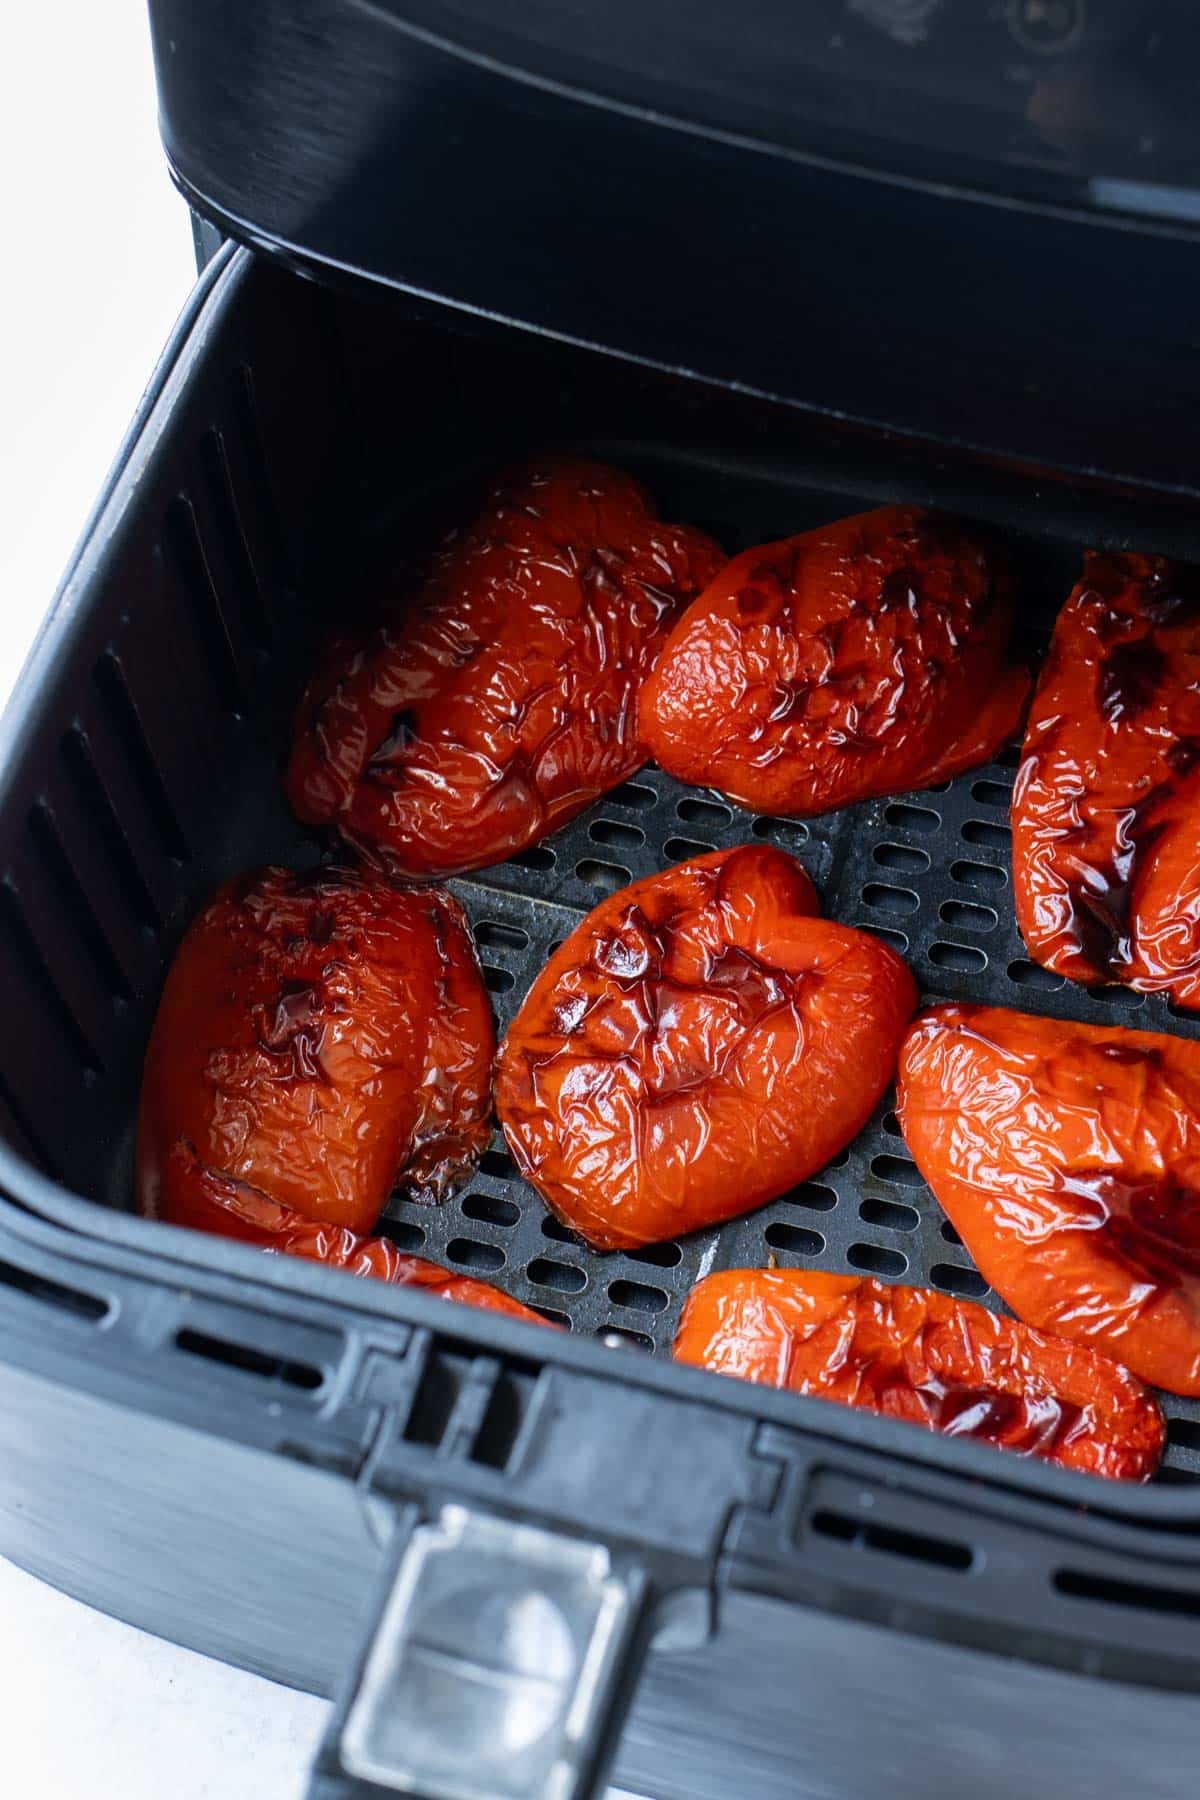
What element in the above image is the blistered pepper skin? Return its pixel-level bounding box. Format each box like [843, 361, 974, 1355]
[285, 459, 725, 877]
[641, 506, 1029, 816]
[1012, 551, 1200, 1006]
[159, 1142, 550, 1325]
[137, 865, 494, 1235]
[495, 844, 916, 1250]
[898, 1003, 1200, 1397]
[674, 1269, 1163, 1481]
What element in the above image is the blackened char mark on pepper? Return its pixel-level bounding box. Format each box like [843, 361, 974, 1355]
[1080, 553, 1141, 604]
[1057, 1167, 1200, 1287]
[735, 549, 803, 623]
[1084, 550, 1200, 624]
[592, 885, 792, 1016]
[255, 980, 329, 1081]
[1060, 735, 1200, 979]
[877, 565, 922, 614]
[1063, 796, 1166, 978]
[367, 709, 419, 774]
[1099, 640, 1167, 722]
[1142, 559, 1200, 627]
[802, 1307, 1088, 1454]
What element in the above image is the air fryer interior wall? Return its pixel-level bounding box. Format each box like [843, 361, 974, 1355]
[5, 249, 1200, 1485]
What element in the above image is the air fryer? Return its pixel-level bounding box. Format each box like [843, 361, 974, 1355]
[2, 7, 1200, 1799]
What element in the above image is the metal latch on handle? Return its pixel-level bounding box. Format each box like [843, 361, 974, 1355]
[337, 1507, 647, 1800]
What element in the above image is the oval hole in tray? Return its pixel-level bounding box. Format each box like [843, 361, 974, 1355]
[884, 802, 939, 835]
[446, 1238, 505, 1273]
[847, 1243, 908, 1277]
[608, 1278, 668, 1314]
[873, 842, 930, 875]
[528, 1258, 587, 1294]
[589, 818, 645, 852]
[577, 858, 631, 894]
[929, 941, 988, 973]
[764, 1222, 825, 1257]
[461, 1192, 520, 1228]
[862, 882, 920, 916]
[961, 818, 1010, 850]
[475, 919, 529, 951]
[950, 858, 1006, 891]
[930, 1262, 989, 1299]
[677, 797, 733, 829]
[858, 1197, 919, 1233]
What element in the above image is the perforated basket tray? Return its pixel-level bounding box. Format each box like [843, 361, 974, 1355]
[363, 749, 1200, 1483]
[2, 247, 1198, 1495]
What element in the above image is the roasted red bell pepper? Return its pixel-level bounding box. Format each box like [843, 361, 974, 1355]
[1013, 550, 1200, 1006]
[159, 1142, 549, 1324]
[496, 844, 916, 1250]
[674, 1268, 1163, 1481]
[641, 505, 1028, 815]
[137, 866, 523, 1314]
[898, 1002, 1200, 1396]
[286, 458, 725, 876]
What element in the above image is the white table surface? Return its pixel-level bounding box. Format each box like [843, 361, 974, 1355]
[1, 5, 334, 1795]
[1, 11, 643, 1796]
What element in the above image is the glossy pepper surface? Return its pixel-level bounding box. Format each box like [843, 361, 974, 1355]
[285, 458, 725, 877]
[158, 1141, 549, 1325]
[1013, 551, 1200, 1006]
[137, 865, 493, 1235]
[640, 505, 1029, 815]
[898, 1003, 1200, 1396]
[495, 844, 916, 1250]
[674, 1268, 1163, 1481]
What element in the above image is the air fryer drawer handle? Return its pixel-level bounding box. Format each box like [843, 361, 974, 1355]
[308, 1505, 650, 1800]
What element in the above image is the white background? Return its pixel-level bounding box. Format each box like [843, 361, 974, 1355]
[0, 4, 332, 1794]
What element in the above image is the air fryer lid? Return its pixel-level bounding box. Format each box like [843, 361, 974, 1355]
[147, 0, 1200, 493]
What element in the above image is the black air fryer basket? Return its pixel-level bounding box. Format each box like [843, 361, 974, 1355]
[5, 6, 1200, 1797]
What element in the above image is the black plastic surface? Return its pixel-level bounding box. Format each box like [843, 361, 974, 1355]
[6, 253, 1200, 1798]
[147, 0, 1200, 504]
[145, 0, 1200, 212]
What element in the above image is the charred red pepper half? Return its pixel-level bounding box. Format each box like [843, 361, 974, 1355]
[674, 1268, 1163, 1481]
[641, 505, 1029, 815]
[285, 458, 725, 877]
[898, 1003, 1200, 1396]
[1013, 551, 1200, 1006]
[495, 844, 916, 1250]
[136, 865, 545, 1320]
[159, 1142, 549, 1325]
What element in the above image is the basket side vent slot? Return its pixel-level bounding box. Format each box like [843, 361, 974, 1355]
[0, 1259, 109, 1322]
[199, 427, 272, 649]
[60, 727, 162, 931]
[162, 496, 245, 714]
[28, 805, 131, 1002]
[0, 882, 101, 1074]
[93, 653, 191, 863]
[811, 1508, 973, 1573]
[175, 1325, 324, 1392]
[1053, 1568, 1200, 1621]
[232, 362, 294, 597]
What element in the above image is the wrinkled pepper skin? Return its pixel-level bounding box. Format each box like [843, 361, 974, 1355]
[286, 458, 725, 877]
[496, 844, 916, 1250]
[137, 865, 494, 1235]
[898, 1003, 1200, 1396]
[1013, 551, 1200, 1006]
[674, 1269, 1163, 1481]
[640, 505, 1029, 816]
[158, 1142, 550, 1325]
